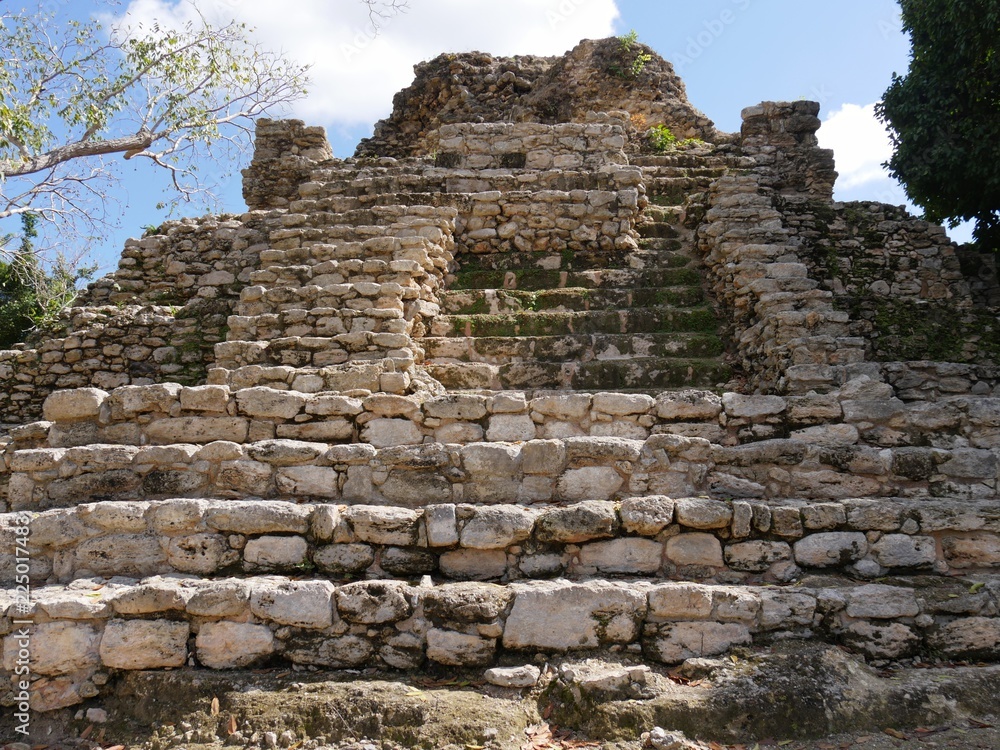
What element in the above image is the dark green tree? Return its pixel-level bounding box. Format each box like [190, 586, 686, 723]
[0, 214, 93, 348]
[876, 0, 1000, 248]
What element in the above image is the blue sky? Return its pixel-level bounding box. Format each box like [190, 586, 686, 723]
[24, 0, 968, 274]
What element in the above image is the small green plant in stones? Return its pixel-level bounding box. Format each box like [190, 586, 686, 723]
[648, 124, 677, 152]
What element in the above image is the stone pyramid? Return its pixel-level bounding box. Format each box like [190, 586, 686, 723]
[0, 38, 998, 747]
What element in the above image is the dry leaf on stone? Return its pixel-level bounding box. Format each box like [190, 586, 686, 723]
[210, 696, 220, 716]
[227, 715, 237, 735]
[883, 728, 908, 739]
[79, 724, 93, 739]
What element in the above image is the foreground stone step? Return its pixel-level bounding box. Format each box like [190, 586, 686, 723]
[438, 286, 706, 314]
[6, 571, 999, 712]
[423, 332, 725, 362]
[10, 496, 1000, 585]
[448, 265, 704, 291]
[24, 646, 1000, 749]
[428, 307, 721, 337]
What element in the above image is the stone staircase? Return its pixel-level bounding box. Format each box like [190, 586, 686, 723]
[0, 105, 998, 748]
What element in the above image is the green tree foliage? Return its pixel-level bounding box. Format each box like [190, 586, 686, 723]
[876, 0, 1000, 248]
[0, 1, 310, 238]
[0, 215, 94, 348]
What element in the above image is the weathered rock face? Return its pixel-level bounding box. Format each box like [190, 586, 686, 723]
[356, 38, 722, 158]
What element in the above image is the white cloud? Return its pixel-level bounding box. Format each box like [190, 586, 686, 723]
[117, 0, 621, 127]
[817, 102, 894, 191]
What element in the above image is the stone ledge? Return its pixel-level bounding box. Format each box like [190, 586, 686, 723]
[4, 573, 998, 712]
[5, 497, 1000, 585]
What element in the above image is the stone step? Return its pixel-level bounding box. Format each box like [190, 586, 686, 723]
[631, 153, 750, 169]
[637, 222, 682, 240]
[13, 496, 1000, 586]
[438, 286, 706, 314]
[448, 265, 704, 291]
[451, 245, 689, 274]
[427, 307, 721, 337]
[427, 356, 731, 390]
[10, 423, 1000, 510]
[423, 331, 724, 361]
[214, 335, 417, 371]
[8, 572, 1000, 718]
[641, 176, 718, 205]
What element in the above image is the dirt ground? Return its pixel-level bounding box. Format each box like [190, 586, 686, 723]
[3, 643, 999, 750]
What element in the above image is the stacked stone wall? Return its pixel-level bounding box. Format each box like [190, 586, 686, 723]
[6, 496, 999, 586]
[0, 573, 996, 711]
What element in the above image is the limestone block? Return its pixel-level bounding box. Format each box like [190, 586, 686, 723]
[758, 590, 816, 629]
[346, 506, 420, 546]
[42, 388, 109, 421]
[557, 467, 623, 502]
[871, 534, 937, 568]
[280, 633, 373, 667]
[425, 394, 489, 421]
[801, 503, 847, 530]
[790, 424, 860, 447]
[845, 584, 919, 619]
[362, 418, 423, 448]
[675, 498, 733, 530]
[462, 442, 521, 477]
[620, 496, 675, 535]
[167, 533, 230, 574]
[149, 499, 209, 534]
[29, 512, 89, 547]
[100, 619, 189, 669]
[928, 617, 1000, 659]
[244, 535, 308, 570]
[503, 580, 646, 650]
[425, 504, 459, 547]
[460, 506, 536, 549]
[724, 541, 793, 572]
[196, 622, 275, 669]
[439, 549, 509, 580]
[486, 414, 537, 441]
[306, 395, 364, 416]
[110, 578, 193, 614]
[842, 621, 919, 658]
[250, 580, 334, 628]
[941, 534, 1000, 568]
[380, 470, 452, 507]
[592, 392, 655, 416]
[336, 580, 412, 624]
[248, 439, 327, 466]
[145, 417, 249, 444]
[427, 628, 496, 666]
[647, 622, 750, 663]
[217, 460, 272, 494]
[435, 422, 484, 443]
[655, 390, 722, 421]
[10, 448, 67, 473]
[793, 532, 868, 567]
[485, 665, 541, 687]
[531, 394, 592, 420]
[235, 387, 307, 419]
[665, 534, 724, 568]
[722, 393, 786, 419]
[314, 544, 375, 575]
[422, 581, 512, 623]
[75, 534, 166, 577]
[185, 580, 251, 618]
[522, 440, 567, 475]
[205, 501, 311, 534]
[179, 385, 230, 413]
[275, 466, 338, 497]
[536, 501, 617, 543]
[647, 584, 713, 621]
[79, 501, 148, 533]
[577, 538, 663, 574]
[3, 622, 100, 675]
[310, 506, 340, 542]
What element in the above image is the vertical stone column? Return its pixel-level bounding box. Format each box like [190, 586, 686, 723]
[740, 101, 837, 201]
[241, 119, 334, 210]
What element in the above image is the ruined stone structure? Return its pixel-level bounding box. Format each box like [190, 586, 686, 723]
[0, 39, 999, 743]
